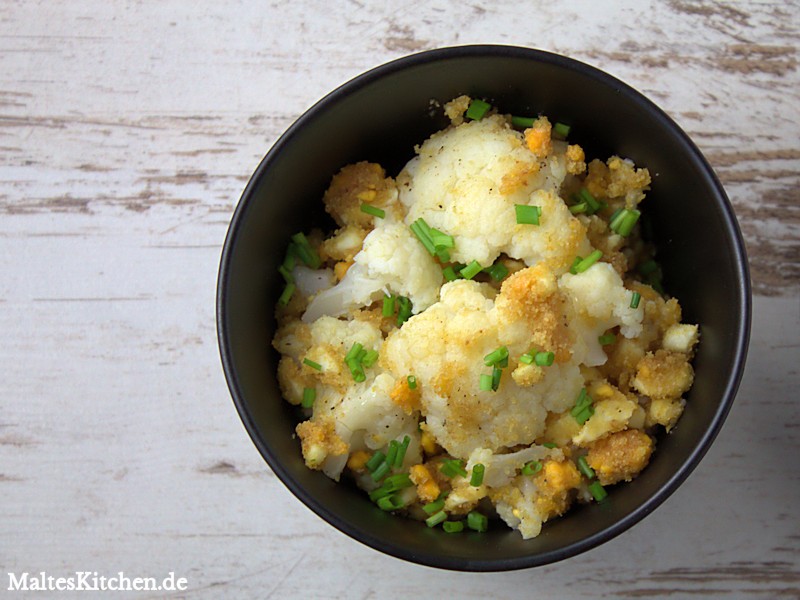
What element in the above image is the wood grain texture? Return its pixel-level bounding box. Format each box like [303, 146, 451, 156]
[1, 1, 798, 598]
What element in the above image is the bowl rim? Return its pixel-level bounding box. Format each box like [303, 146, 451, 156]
[217, 44, 752, 571]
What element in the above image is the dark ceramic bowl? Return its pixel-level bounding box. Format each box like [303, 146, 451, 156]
[217, 45, 751, 571]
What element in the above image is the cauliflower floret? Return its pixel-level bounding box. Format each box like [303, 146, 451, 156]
[296, 418, 349, 472]
[586, 429, 654, 485]
[572, 395, 639, 446]
[632, 349, 694, 400]
[303, 222, 443, 322]
[560, 262, 643, 366]
[647, 397, 686, 431]
[319, 224, 369, 263]
[662, 323, 700, 355]
[323, 161, 402, 228]
[465, 445, 562, 488]
[584, 156, 651, 206]
[397, 114, 589, 271]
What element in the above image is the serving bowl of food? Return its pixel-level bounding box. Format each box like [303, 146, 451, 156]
[217, 45, 751, 571]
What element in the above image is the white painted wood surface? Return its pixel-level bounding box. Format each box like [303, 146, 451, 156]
[2, 1, 798, 597]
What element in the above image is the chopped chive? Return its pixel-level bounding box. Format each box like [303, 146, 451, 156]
[522, 460, 542, 476]
[394, 435, 411, 468]
[360, 203, 385, 218]
[278, 282, 295, 306]
[534, 351, 555, 366]
[303, 358, 323, 371]
[361, 349, 379, 368]
[460, 260, 483, 280]
[407, 375, 417, 390]
[425, 510, 448, 528]
[542, 442, 557, 449]
[382, 472, 413, 491]
[571, 249, 603, 274]
[630, 291, 641, 309]
[571, 388, 595, 425]
[470, 463, 485, 487]
[483, 346, 509, 367]
[639, 259, 659, 276]
[479, 373, 493, 391]
[598, 333, 616, 346]
[410, 219, 436, 255]
[569, 256, 583, 274]
[371, 460, 391, 482]
[442, 265, 460, 281]
[578, 188, 603, 215]
[577, 456, 595, 479]
[301, 387, 316, 408]
[290, 232, 322, 269]
[511, 115, 535, 129]
[368, 485, 394, 502]
[467, 511, 488, 532]
[443, 521, 464, 533]
[366, 451, 385, 473]
[483, 262, 509, 282]
[345, 342, 363, 363]
[440, 459, 468, 478]
[382, 294, 395, 317]
[519, 352, 535, 365]
[430, 228, 455, 249]
[569, 202, 588, 214]
[347, 359, 366, 382]
[574, 406, 595, 425]
[515, 204, 541, 225]
[385, 440, 399, 468]
[376, 494, 404, 511]
[466, 98, 491, 121]
[435, 248, 451, 263]
[553, 122, 571, 139]
[396, 295, 413, 326]
[281, 249, 296, 271]
[491, 365, 503, 391]
[608, 208, 625, 228]
[589, 481, 608, 502]
[278, 264, 294, 283]
[617, 209, 641, 237]
[422, 498, 446, 515]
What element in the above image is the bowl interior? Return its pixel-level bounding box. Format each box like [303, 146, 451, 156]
[218, 46, 750, 571]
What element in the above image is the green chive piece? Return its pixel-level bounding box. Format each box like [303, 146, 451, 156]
[553, 122, 571, 139]
[345, 342, 363, 363]
[382, 472, 413, 491]
[366, 451, 385, 473]
[347, 359, 366, 382]
[466, 99, 491, 121]
[382, 294, 395, 317]
[376, 495, 403, 511]
[608, 208, 625, 228]
[385, 440, 399, 468]
[410, 219, 436, 255]
[368, 485, 393, 502]
[511, 115, 535, 129]
[630, 291, 641, 309]
[479, 373, 493, 391]
[406, 375, 417, 390]
[460, 260, 483, 280]
[440, 459, 468, 478]
[442, 265, 460, 281]
[571, 388, 595, 425]
[534, 351, 555, 366]
[515, 204, 541, 225]
[589, 480, 608, 502]
[303, 358, 323, 371]
[483, 346, 509, 367]
[278, 282, 296, 306]
[371, 460, 391, 482]
[491, 365, 503, 391]
[569, 255, 583, 274]
[278, 264, 294, 283]
[467, 511, 488, 532]
[569, 202, 588, 214]
[578, 188, 603, 215]
[617, 209, 641, 236]
[470, 463, 485, 487]
[435, 248, 451, 263]
[361, 349, 379, 368]
[360, 203, 385, 219]
[281, 249, 296, 272]
[290, 232, 322, 269]
[396, 295, 413, 326]
[301, 387, 316, 408]
[577, 456, 595, 479]
[519, 352, 535, 365]
[483, 262, 509, 282]
[443, 521, 464, 533]
[522, 460, 542, 476]
[430, 228, 455, 249]
[598, 333, 616, 346]
[542, 442, 557, 449]
[425, 510, 448, 528]
[572, 249, 603, 274]
[422, 498, 446, 515]
[394, 435, 411, 468]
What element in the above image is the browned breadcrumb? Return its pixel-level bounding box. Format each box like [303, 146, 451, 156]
[443, 95, 471, 125]
[500, 159, 540, 194]
[389, 376, 422, 415]
[586, 429, 654, 485]
[277, 357, 312, 405]
[597, 337, 646, 391]
[533, 459, 582, 520]
[323, 162, 398, 228]
[495, 263, 574, 364]
[318, 225, 368, 263]
[409, 463, 441, 503]
[565, 144, 587, 175]
[632, 349, 694, 400]
[295, 418, 348, 469]
[524, 117, 553, 158]
[628, 281, 682, 351]
[584, 156, 651, 204]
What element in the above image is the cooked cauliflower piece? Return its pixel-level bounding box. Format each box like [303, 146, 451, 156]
[586, 429, 654, 485]
[632, 349, 694, 400]
[662, 323, 700, 354]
